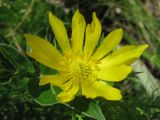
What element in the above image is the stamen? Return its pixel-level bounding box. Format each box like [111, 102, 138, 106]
[62, 51, 99, 82]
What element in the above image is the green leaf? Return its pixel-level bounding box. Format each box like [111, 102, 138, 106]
[0, 43, 35, 84]
[27, 77, 58, 106]
[156, 44, 160, 58]
[0, 69, 15, 84]
[0, 43, 34, 73]
[0, 50, 16, 84]
[70, 97, 90, 111]
[40, 64, 58, 75]
[70, 97, 105, 120]
[85, 102, 106, 120]
[0, 35, 9, 44]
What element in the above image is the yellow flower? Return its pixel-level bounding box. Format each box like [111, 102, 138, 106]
[24, 10, 148, 102]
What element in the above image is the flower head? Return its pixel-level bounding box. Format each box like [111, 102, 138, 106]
[24, 10, 148, 102]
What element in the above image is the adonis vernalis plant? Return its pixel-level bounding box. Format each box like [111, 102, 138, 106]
[24, 10, 148, 102]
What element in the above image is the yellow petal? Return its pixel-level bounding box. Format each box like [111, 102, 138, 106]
[49, 12, 71, 53]
[71, 10, 86, 52]
[82, 81, 122, 100]
[99, 44, 148, 68]
[61, 78, 74, 91]
[93, 28, 123, 60]
[83, 12, 101, 55]
[57, 79, 79, 102]
[24, 34, 64, 71]
[39, 75, 69, 88]
[97, 65, 132, 81]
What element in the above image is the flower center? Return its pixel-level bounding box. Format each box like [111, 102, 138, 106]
[72, 61, 91, 80]
[62, 51, 98, 81]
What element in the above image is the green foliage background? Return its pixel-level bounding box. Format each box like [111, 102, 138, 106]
[0, 0, 160, 119]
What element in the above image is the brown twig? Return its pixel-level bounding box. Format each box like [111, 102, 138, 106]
[6, 0, 36, 56]
[9, 28, 26, 56]
[13, 0, 36, 33]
